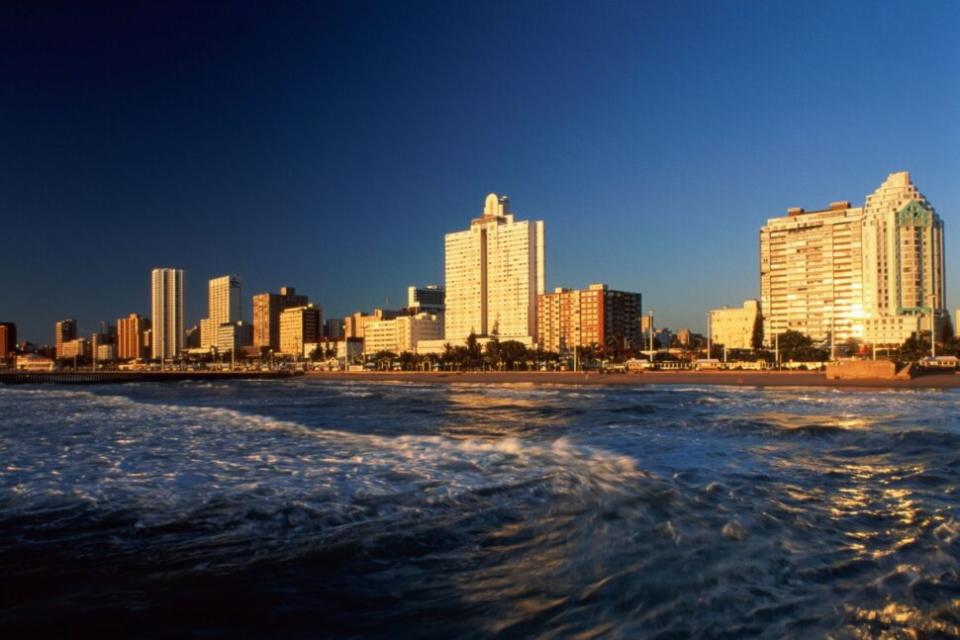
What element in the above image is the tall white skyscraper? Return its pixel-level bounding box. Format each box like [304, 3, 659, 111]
[444, 193, 545, 344]
[151, 268, 184, 359]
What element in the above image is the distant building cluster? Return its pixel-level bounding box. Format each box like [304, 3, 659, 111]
[3, 174, 951, 370]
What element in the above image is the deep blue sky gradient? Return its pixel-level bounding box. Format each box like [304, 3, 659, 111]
[2, 1, 958, 343]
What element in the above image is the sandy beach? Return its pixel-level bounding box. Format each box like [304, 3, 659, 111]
[305, 369, 960, 389]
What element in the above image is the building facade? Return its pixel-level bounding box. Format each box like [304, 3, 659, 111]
[55, 319, 77, 358]
[709, 300, 761, 350]
[760, 172, 946, 348]
[444, 193, 545, 344]
[200, 275, 242, 347]
[216, 321, 253, 354]
[860, 172, 946, 345]
[537, 284, 642, 353]
[278, 304, 322, 356]
[151, 267, 184, 359]
[117, 313, 149, 360]
[363, 312, 443, 355]
[760, 201, 865, 345]
[252, 286, 309, 351]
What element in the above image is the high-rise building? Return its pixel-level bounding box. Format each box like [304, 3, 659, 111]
[760, 172, 946, 347]
[200, 275, 242, 347]
[444, 193, 545, 344]
[279, 304, 322, 356]
[55, 319, 77, 359]
[0, 322, 16, 359]
[537, 284, 642, 353]
[760, 201, 865, 345]
[252, 286, 309, 351]
[860, 172, 946, 345]
[709, 300, 761, 351]
[117, 313, 150, 360]
[343, 308, 402, 339]
[151, 268, 184, 359]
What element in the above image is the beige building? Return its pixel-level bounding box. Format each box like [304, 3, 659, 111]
[60, 338, 89, 360]
[709, 300, 761, 350]
[151, 267, 184, 359]
[200, 275, 241, 347]
[363, 312, 443, 355]
[343, 308, 402, 339]
[55, 319, 77, 358]
[760, 201, 864, 345]
[216, 321, 253, 354]
[279, 304, 322, 356]
[444, 193, 545, 344]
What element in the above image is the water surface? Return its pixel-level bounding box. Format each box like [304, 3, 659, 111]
[1, 380, 958, 638]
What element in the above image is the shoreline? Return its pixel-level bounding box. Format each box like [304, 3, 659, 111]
[305, 370, 960, 389]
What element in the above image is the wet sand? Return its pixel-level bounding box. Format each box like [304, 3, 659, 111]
[306, 370, 960, 389]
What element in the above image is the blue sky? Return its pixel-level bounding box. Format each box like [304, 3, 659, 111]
[2, 0, 958, 343]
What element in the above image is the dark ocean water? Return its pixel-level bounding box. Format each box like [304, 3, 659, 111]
[1, 380, 958, 638]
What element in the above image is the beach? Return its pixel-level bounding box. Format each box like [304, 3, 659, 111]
[306, 369, 960, 389]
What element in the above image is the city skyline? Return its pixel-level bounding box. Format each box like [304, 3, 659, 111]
[2, 2, 958, 343]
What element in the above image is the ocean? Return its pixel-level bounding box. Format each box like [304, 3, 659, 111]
[1, 380, 958, 638]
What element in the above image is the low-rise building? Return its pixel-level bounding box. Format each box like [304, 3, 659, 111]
[363, 312, 443, 355]
[60, 338, 89, 360]
[16, 354, 55, 371]
[217, 321, 253, 354]
[709, 300, 761, 350]
[96, 344, 115, 361]
[279, 305, 322, 356]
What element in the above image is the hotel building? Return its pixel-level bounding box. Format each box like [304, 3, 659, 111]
[537, 284, 642, 353]
[279, 304, 322, 356]
[55, 319, 77, 359]
[760, 172, 945, 347]
[709, 300, 761, 350]
[117, 313, 150, 360]
[445, 193, 545, 345]
[252, 286, 309, 351]
[151, 267, 184, 359]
